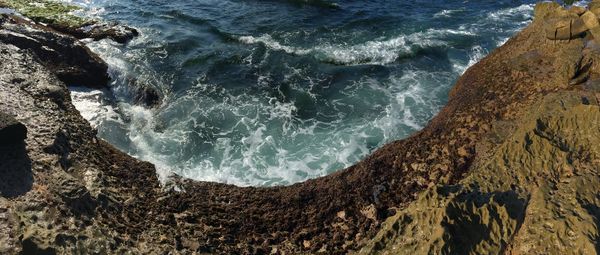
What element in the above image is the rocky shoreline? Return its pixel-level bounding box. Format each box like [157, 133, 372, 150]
[3, 1, 600, 254]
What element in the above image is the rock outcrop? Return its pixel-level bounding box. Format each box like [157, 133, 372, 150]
[0, 0, 138, 43]
[0, 14, 109, 88]
[359, 2, 600, 254]
[3, 1, 600, 255]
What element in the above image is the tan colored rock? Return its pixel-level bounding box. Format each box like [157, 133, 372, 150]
[581, 11, 600, 29]
[545, 17, 588, 40]
[336, 210, 346, 220]
[581, 11, 600, 41]
[360, 93, 600, 255]
[572, 17, 589, 36]
[303, 240, 312, 249]
[360, 204, 377, 221]
[590, 27, 600, 41]
[569, 6, 586, 16]
[534, 2, 567, 20]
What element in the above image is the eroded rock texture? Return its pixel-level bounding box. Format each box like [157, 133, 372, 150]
[3, 1, 600, 254]
[0, 14, 109, 88]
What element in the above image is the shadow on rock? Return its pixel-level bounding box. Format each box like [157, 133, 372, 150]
[442, 189, 528, 254]
[0, 141, 33, 198]
[579, 196, 600, 254]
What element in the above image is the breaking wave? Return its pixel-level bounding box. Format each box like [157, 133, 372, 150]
[68, 0, 538, 186]
[238, 29, 475, 65]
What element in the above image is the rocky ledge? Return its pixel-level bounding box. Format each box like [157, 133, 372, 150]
[2, 1, 600, 254]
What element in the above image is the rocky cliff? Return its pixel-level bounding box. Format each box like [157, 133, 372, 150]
[2, 1, 600, 254]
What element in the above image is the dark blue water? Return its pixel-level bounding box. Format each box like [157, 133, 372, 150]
[68, 0, 537, 186]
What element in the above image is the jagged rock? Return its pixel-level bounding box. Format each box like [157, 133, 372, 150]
[50, 171, 97, 214]
[126, 78, 162, 108]
[132, 85, 161, 108]
[3, 1, 600, 254]
[359, 92, 600, 255]
[0, 14, 109, 88]
[0, 0, 138, 44]
[0, 112, 26, 144]
[82, 23, 139, 44]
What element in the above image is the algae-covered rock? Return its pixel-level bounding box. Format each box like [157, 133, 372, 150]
[0, 0, 138, 43]
[0, 0, 89, 29]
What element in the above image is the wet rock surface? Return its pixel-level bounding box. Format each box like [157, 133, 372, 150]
[3, 1, 600, 254]
[79, 22, 139, 44]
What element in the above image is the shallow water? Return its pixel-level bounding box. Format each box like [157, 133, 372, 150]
[66, 0, 538, 186]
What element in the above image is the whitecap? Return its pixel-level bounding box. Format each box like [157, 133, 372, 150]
[433, 9, 461, 18]
[487, 4, 534, 21]
[237, 28, 475, 65]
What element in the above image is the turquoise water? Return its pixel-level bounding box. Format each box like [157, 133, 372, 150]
[68, 0, 538, 186]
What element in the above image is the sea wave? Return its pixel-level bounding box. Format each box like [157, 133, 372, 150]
[433, 9, 462, 18]
[68, 0, 538, 187]
[487, 3, 534, 21]
[238, 28, 475, 65]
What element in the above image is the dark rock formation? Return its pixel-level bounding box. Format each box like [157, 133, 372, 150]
[0, 0, 139, 44]
[0, 14, 109, 88]
[3, 1, 600, 254]
[0, 112, 26, 144]
[132, 85, 161, 108]
[80, 23, 139, 44]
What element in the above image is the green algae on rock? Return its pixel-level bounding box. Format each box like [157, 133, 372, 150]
[0, 0, 92, 29]
[0, 0, 138, 43]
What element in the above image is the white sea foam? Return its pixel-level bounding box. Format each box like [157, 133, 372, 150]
[433, 9, 461, 18]
[238, 28, 475, 65]
[451, 45, 488, 74]
[69, 87, 120, 128]
[72, 28, 470, 186]
[487, 4, 534, 22]
[68, 0, 536, 187]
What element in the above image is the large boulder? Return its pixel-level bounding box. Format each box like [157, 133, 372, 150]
[581, 11, 600, 29]
[81, 23, 139, 44]
[544, 16, 588, 40]
[581, 11, 600, 41]
[0, 112, 26, 145]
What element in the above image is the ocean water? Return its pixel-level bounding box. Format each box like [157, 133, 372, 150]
[66, 0, 539, 186]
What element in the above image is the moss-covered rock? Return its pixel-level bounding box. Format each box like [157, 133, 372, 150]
[0, 0, 138, 43]
[0, 0, 92, 29]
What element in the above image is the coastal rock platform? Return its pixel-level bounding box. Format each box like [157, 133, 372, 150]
[2, 1, 600, 254]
